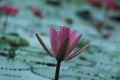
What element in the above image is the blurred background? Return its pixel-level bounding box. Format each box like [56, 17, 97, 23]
[0, 0, 120, 80]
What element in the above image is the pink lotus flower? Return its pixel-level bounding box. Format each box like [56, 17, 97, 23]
[0, 5, 19, 34]
[29, 6, 43, 18]
[104, 0, 120, 11]
[36, 26, 89, 80]
[36, 26, 89, 61]
[0, 5, 19, 16]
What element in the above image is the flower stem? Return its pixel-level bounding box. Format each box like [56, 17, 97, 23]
[55, 60, 61, 80]
[3, 14, 8, 34]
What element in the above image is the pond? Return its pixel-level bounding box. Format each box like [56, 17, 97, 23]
[0, 0, 120, 80]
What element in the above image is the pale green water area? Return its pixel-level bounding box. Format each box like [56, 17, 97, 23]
[0, 0, 120, 80]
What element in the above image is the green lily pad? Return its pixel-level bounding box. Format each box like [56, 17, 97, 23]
[0, 34, 29, 47]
